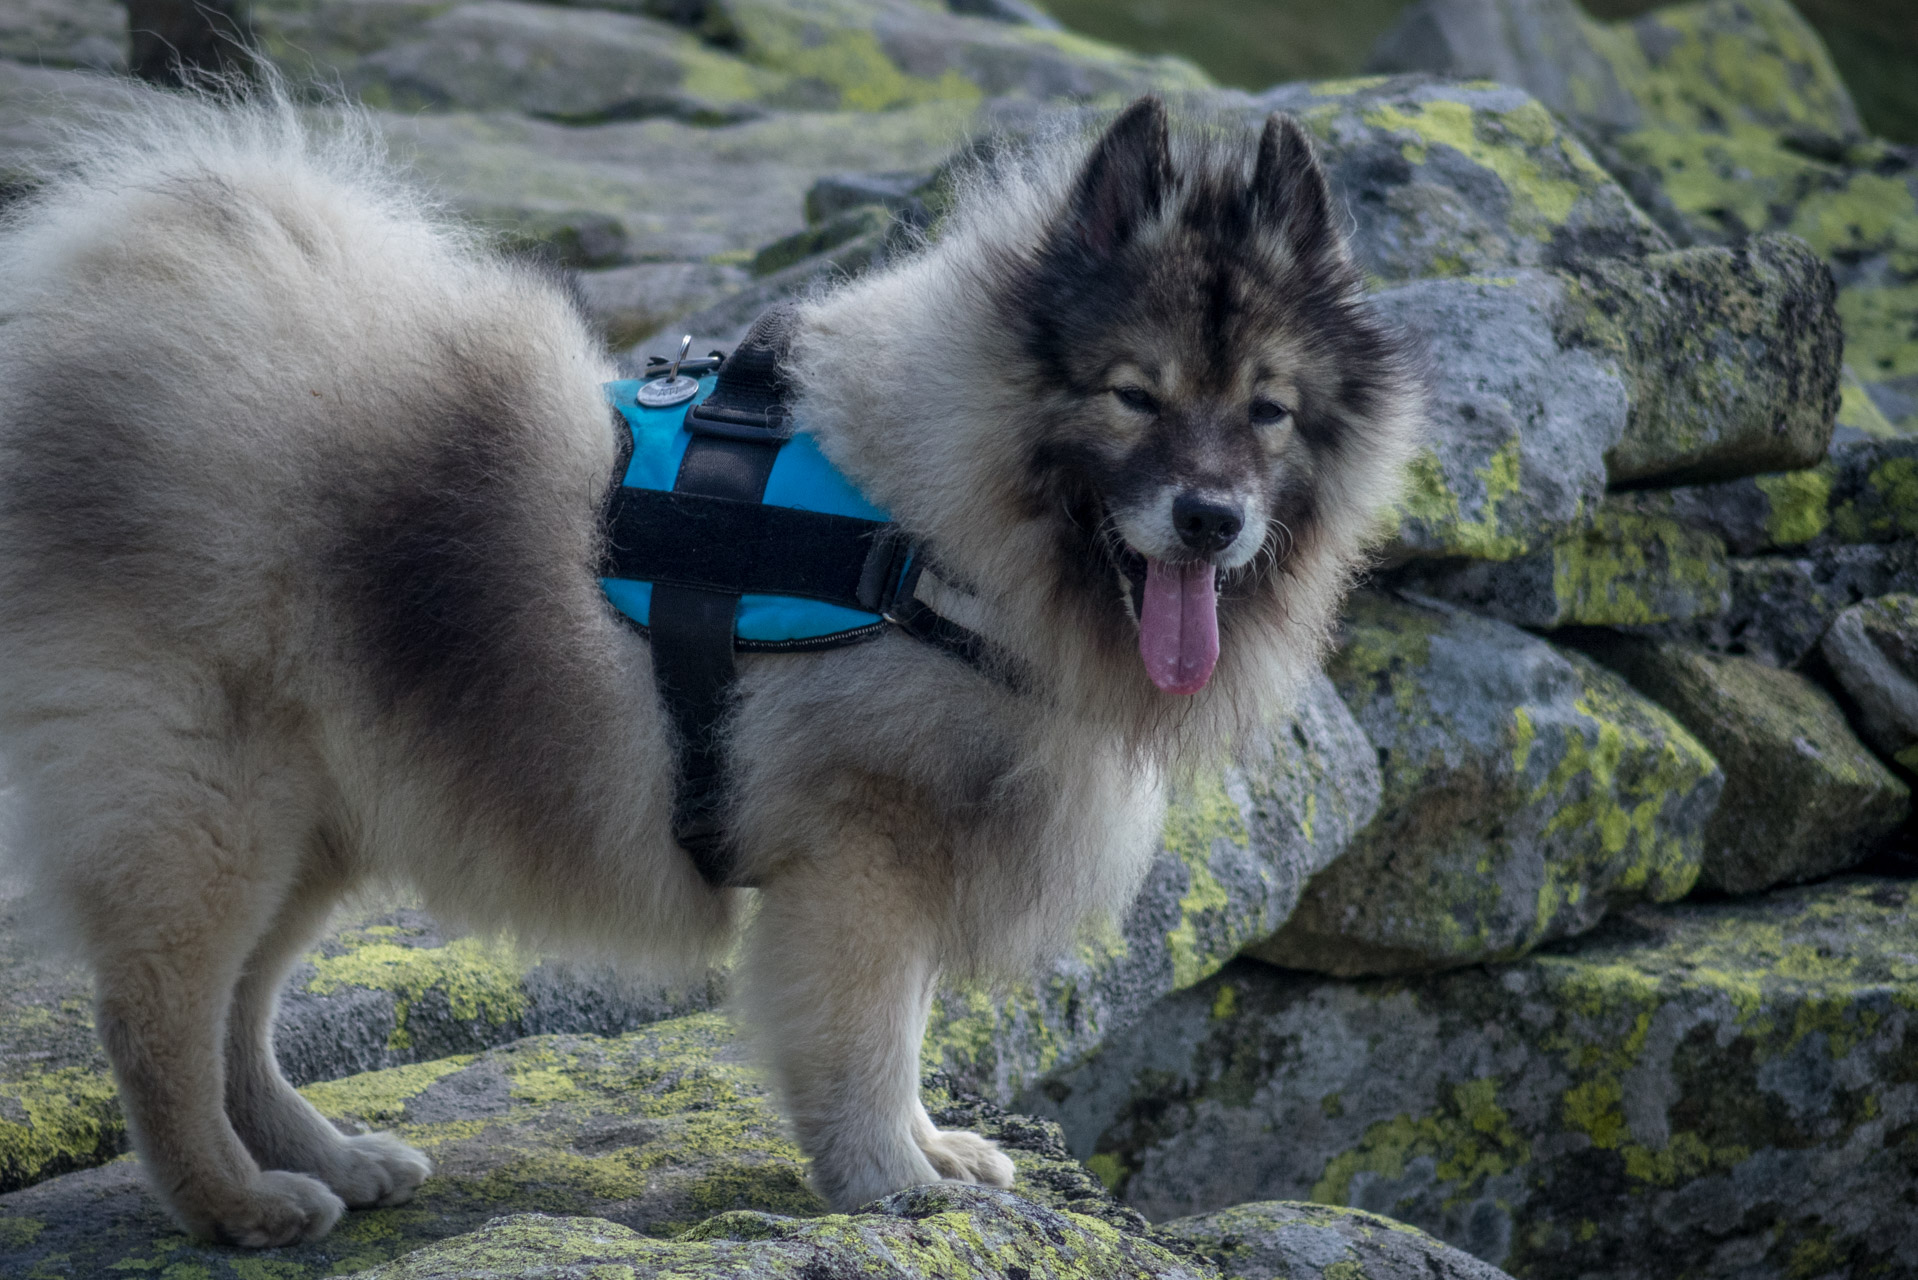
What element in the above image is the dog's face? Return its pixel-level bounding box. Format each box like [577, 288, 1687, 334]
[1006, 98, 1401, 697]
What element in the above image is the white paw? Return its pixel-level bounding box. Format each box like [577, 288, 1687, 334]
[319, 1131, 433, 1208]
[919, 1128, 1016, 1188]
[189, 1170, 345, 1248]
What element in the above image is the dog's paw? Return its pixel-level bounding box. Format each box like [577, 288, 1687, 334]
[196, 1170, 345, 1248]
[316, 1132, 433, 1208]
[919, 1128, 1016, 1189]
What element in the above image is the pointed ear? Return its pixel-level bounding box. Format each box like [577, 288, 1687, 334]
[1064, 96, 1173, 259]
[1252, 114, 1334, 262]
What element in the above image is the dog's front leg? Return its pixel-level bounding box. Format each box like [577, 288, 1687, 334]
[744, 842, 1015, 1210]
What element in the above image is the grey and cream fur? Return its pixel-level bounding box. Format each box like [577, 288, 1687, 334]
[0, 88, 1420, 1246]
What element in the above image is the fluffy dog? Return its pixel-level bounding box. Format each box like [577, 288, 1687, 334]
[0, 88, 1419, 1245]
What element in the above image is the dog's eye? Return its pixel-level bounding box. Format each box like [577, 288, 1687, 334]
[1250, 398, 1291, 425]
[1114, 386, 1158, 414]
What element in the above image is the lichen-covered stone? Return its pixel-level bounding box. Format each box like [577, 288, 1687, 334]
[343, 1186, 1211, 1280]
[349, 1, 792, 123]
[1577, 636, 1909, 893]
[1024, 878, 1918, 1280]
[1368, 0, 1918, 435]
[1822, 594, 1918, 771]
[1393, 500, 1729, 627]
[1560, 235, 1842, 485]
[1247, 593, 1721, 976]
[0, 900, 720, 1195]
[924, 671, 1382, 1102]
[1373, 273, 1626, 563]
[1252, 76, 1671, 285]
[1606, 437, 1918, 557]
[1160, 1201, 1513, 1280]
[1642, 539, 1918, 668]
[715, 0, 1209, 111]
[0, 1016, 1178, 1279]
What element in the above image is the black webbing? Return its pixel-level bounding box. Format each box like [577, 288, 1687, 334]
[648, 306, 797, 881]
[621, 304, 1012, 886]
[604, 490, 904, 610]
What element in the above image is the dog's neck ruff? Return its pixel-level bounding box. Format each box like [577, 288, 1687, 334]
[599, 307, 1001, 887]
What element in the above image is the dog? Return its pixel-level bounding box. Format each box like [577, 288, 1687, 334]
[0, 87, 1419, 1246]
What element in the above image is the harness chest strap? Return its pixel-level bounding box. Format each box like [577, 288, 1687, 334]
[599, 306, 1005, 886]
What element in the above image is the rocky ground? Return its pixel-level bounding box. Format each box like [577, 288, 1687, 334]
[0, 0, 1915, 1277]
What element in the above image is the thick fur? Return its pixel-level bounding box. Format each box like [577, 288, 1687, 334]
[0, 90, 1419, 1245]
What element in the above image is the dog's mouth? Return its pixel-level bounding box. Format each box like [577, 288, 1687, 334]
[1103, 524, 1220, 697]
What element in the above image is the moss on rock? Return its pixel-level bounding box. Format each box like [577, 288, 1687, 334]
[1026, 877, 1918, 1280]
[1578, 635, 1909, 892]
[1248, 593, 1721, 976]
[1395, 499, 1731, 627]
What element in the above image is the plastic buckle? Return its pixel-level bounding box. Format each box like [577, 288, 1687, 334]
[861, 538, 920, 618]
[683, 402, 794, 443]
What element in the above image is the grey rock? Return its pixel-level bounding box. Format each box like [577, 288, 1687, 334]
[1367, 0, 1640, 131]
[1373, 272, 1626, 563]
[0, 0, 125, 72]
[1252, 76, 1671, 284]
[0, 1016, 1187, 1279]
[1822, 595, 1918, 770]
[1026, 878, 1918, 1280]
[1161, 1201, 1513, 1280]
[803, 168, 932, 224]
[1577, 635, 1909, 893]
[350, 1, 784, 123]
[1641, 540, 1918, 668]
[573, 260, 751, 349]
[343, 1187, 1209, 1280]
[1394, 498, 1729, 628]
[925, 671, 1382, 1102]
[1248, 593, 1722, 975]
[0, 896, 720, 1193]
[383, 101, 974, 265]
[1567, 236, 1842, 486]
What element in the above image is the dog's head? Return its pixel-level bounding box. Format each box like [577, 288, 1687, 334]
[1002, 97, 1417, 701]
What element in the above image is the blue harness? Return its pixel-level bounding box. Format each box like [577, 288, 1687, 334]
[597, 308, 997, 885]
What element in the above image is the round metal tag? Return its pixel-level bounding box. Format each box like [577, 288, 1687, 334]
[636, 375, 700, 408]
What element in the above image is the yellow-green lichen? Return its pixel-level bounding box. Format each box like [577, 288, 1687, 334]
[0, 1065, 124, 1190]
[303, 932, 528, 1051]
[1756, 467, 1835, 545]
[1363, 99, 1593, 235]
[1395, 439, 1529, 560]
[1161, 770, 1248, 991]
[1548, 509, 1728, 625]
[1310, 1077, 1530, 1208]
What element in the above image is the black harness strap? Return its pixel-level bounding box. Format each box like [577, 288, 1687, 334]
[647, 306, 797, 880]
[611, 305, 1014, 886]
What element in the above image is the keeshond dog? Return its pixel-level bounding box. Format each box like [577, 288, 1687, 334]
[0, 88, 1418, 1245]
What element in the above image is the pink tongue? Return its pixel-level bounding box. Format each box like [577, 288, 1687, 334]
[1139, 558, 1219, 695]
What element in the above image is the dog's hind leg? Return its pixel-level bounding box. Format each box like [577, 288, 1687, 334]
[743, 840, 1015, 1210]
[223, 850, 431, 1211]
[65, 732, 348, 1246]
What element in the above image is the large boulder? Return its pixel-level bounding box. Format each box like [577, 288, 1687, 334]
[924, 670, 1383, 1102]
[1577, 635, 1909, 892]
[1822, 594, 1918, 771]
[1253, 76, 1671, 286]
[1369, 0, 1918, 436]
[1247, 593, 1722, 976]
[349, 1, 793, 123]
[1024, 877, 1918, 1280]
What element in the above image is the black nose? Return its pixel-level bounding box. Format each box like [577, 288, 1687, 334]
[1172, 492, 1244, 553]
